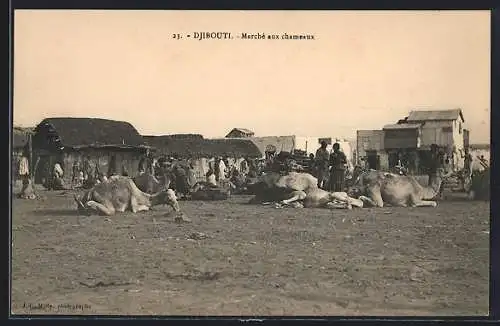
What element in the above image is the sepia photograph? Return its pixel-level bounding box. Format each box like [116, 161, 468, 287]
[11, 10, 490, 316]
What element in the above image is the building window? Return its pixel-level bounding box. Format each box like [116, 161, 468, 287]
[459, 122, 462, 134]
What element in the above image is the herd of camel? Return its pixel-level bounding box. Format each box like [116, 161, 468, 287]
[71, 166, 454, 217]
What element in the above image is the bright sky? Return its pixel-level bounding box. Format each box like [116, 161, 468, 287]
[13, 10, 490, 143]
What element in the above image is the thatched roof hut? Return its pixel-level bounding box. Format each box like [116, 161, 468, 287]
[33, 117, 148, 150]
[31, 118, 150, 184]
[143, 134, 263, 158]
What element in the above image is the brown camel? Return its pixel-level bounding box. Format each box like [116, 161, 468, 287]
[348, 168, 452, 208]
[74, 176, 182, 216]
[248, 171, 363, 209]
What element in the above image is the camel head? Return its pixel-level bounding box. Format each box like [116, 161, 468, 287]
[346, 167, 371, 198]
[347, 186, 364, 199]
[251, 172, 281, 189]
[152, 188, 180, 212]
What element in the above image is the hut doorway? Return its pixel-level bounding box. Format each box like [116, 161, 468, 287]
[34, 155, 52, 185]
[365, 151, 380, 170]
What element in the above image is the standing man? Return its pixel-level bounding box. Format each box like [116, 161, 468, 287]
[315, 141, 330, 189]
[428, 144, 444, 198]
[428, 144, 439, 183]
[82, 155, 90, 181]
[240, 158, 249, 176]
[329, 142, 347, 192]
[138, 150, 153, 175]
[146, 151, 155, 176]
[107, 155, 118, 177]
[138, 155, 146, 174]
[72, 160, 81, 185]
[18, 148, 30, 187]
[464, 148, 473, 174]
[217, 157, 227, 183]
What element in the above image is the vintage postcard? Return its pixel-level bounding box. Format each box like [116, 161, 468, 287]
[11, 10, 490, 316]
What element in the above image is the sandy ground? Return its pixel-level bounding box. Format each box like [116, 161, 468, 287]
[11, 186, 489, 316]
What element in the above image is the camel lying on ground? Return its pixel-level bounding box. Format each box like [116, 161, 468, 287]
[248, 171, 363, 209]
[74, 176, 181, 216]
[348, 168, 452, 208]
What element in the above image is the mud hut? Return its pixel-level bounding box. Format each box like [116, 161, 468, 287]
[32, 117, 150, 184]
[143, 134, 263, 181]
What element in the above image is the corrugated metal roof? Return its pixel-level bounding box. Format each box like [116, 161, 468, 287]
[383, 123, 421, 130]
[231, 128, 254, 134]
[407, 109, 464, 122]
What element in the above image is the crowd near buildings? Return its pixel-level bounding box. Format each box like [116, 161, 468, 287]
[12, 108, 489, 192]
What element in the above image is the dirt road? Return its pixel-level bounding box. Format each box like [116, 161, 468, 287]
[11, 189, 489, 316]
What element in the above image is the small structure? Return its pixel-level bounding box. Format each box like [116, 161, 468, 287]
[406, 109, 465, 153]
[357, 108, 468, 173]
[248, 136, 296, 156]
[32, 117, 149, 185]
[144, 134, 262, 181]
[356, 130, 387, 170]
[403, 108, 466, 171]
[225, 128, 255, 138]
[382, 123, 424, 174]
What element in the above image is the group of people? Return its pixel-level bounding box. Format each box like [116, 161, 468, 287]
[139, 152, 261, 194]
[311, 141, 348, 192]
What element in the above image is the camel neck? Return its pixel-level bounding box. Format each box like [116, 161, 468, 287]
[422, 176, 442, 199]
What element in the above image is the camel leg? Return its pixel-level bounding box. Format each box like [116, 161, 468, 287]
[366, 187, 384, 207]
[329, 191, 356, 209]
[329, 192, 364, 208]
[412, 200, 438, 208]
[74, 195, 86, 211]
[85, 200, 116, 216]
[358, 196, 378, 207]
[281, 190, 307, 205]
[130, 196, 142, 213]
[348, 197, 364, 208]
[135, 204, 150, 212]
